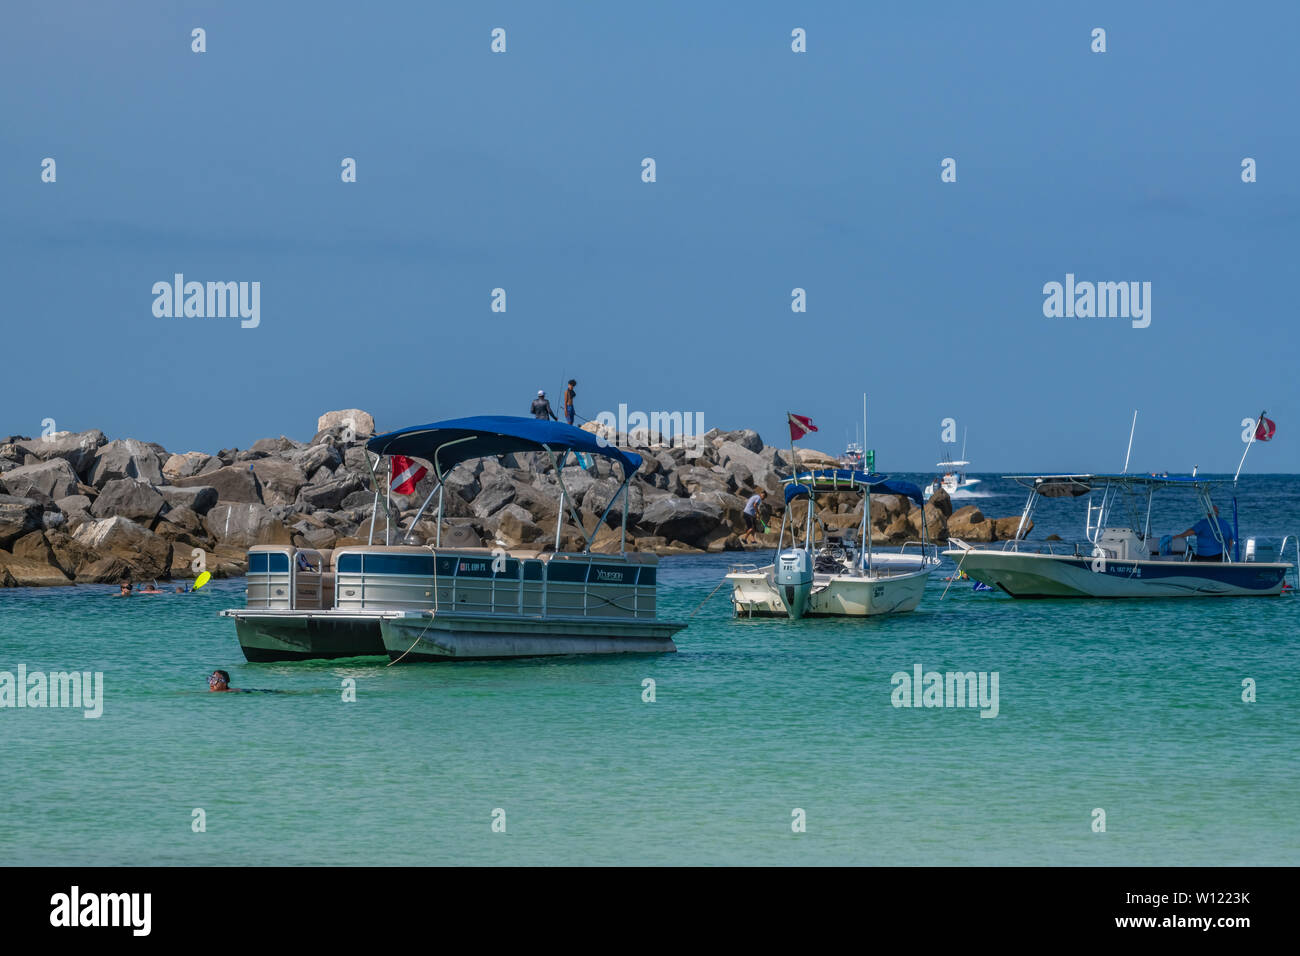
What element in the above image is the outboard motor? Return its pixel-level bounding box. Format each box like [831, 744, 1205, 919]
[775, 548, 814, 620]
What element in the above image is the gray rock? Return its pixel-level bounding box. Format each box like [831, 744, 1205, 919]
[172, 465, 262, 504]
[72, 516, 172, 580]
[204, 502, 292, 548]
[162, 451, 213, 481]
[89, 439, 164, 487]
[55, 495, 94, 526]
[291, 443, 341, 478]
[250, 458, 307, 508]
[639, 496, 724, 544]
[0, 495, 44, 549]
[298, 473, 363, 511]
[317, 409, 376, 440]
[158, 485, 218, 515]
[250, 436, 302, 455]
[1, 458, 80, 500]
[486, 503, 544, 547]
[15, 429, 106, 478]
[583, 477, 645, 526]
[339, 489, 375, 511]
[716, 429, 763, 453]
[472, 476, 517, 518]
[91, 478, 166, 523]
[161, 505, 205, 534]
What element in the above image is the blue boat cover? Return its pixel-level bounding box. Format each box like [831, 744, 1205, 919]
[784, 469, 924, 505]
[367, 415, 642, 474]
[784, 483, 812, 504]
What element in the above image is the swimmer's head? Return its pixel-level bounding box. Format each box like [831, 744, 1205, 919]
[208, 670, 231, 692]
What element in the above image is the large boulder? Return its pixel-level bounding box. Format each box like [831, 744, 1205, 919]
[487, 504, 544, 547]
[1, 458, 80, 500]
[582, 477, 645, 526]
[929, 487, 953, 518]
[71, 516, 173, 581]
[204, 503, 292, 548]
[55, 494, 94, 527]
[250, 436, 302, 455]
[91, 478, 167, 524]
[869, 494, 911, 528]
[162, 451, 213, 481]
[15, 429, 106, 478]
[0, 546, 74, 587]
[89, 439, 165, 487]
[676, 466, 730, 496]
[715, 429, 763, 453]
[994, 516, 1030, 541]
[0, 495, 43, 548]
[947, 505, 995, 543]
[907, 503, 948, 542]
[158, 485, 218, 515]
[472, 475, 518, 518]
[297, 472, 363, 511]
[290, 443, 341, 479]
[639, 496, 724, 544]
[173, 465, 262, 504]
[316, 409, 375, 440]
[250, 458, 307, 508]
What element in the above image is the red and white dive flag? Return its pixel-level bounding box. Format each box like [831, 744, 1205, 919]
[1255, 416, 1277, 442]
[787, 413, 818, 442]
[390, 455, 428, 495]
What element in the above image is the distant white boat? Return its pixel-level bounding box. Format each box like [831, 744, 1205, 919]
[924, 429, 979, 499]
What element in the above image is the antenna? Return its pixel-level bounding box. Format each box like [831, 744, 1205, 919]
[1122, 410, 1138, 474]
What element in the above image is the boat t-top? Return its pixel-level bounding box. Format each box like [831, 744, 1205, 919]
[222, 415, 685, 661]
[944, 473, 1297, 598]
[726, 468, 941, 618]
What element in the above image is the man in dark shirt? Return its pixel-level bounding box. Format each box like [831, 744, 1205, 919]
[531, 390, 558, 420]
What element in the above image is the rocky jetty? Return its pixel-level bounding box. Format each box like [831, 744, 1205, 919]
[0, 412, 1029, 587]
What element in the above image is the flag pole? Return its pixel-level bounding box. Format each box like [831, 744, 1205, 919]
[1234, 410, 1266, 483]
[385, 458, 392, 545]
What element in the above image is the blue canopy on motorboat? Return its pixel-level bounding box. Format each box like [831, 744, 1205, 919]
[784, 483, 812, 504]
[783, 469, 924, 505]
[367, 415, 642, 475]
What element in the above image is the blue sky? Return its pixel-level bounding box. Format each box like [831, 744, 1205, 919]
[3, 1, 1297, 473]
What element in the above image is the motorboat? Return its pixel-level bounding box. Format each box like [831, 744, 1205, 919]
[924, 429, 979, 499]
[943, 473, 1297, 598]
[726, 468, 941, 618]
[222, 416, 684, 661]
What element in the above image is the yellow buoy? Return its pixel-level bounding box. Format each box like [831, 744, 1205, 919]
[193, 571, 212, 591]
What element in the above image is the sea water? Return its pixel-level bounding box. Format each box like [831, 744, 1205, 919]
[1, 476, 1297, 865]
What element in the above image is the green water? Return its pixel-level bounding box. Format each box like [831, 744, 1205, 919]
[2, 476, 1298, 865]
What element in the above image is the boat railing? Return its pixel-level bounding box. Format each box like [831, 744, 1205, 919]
[898, 540, 942, 563]
[330, 547, 658, 620]
[1281, 535, 1300, 592]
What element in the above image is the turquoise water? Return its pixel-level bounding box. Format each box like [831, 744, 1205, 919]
[2, 476, 1298, 865]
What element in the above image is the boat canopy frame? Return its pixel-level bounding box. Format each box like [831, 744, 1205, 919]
[366, 416, 643, 555]
[777, 469, 931, 571]
[1001, 473, 1236, 559]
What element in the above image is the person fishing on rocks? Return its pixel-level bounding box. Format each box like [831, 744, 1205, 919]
[531, 390, 558, 421]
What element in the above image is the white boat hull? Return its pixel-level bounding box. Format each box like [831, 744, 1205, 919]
[380, 611, 681, 661]
[727, 563, 934, 617]
[944, 549, 1290, 598]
